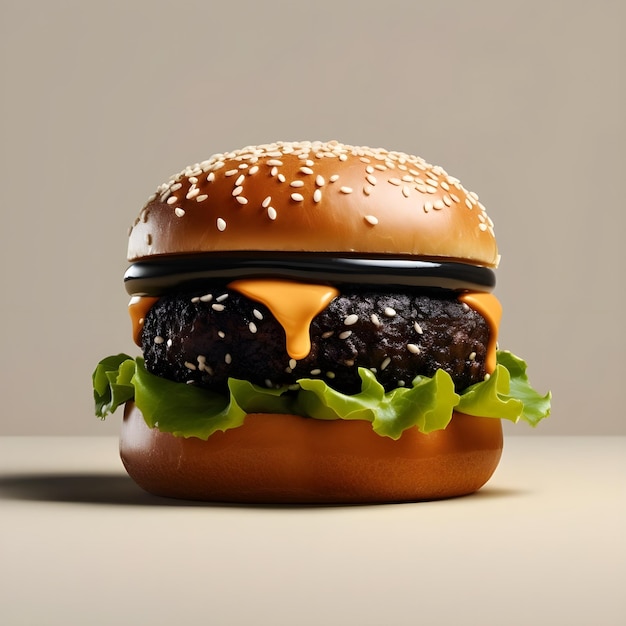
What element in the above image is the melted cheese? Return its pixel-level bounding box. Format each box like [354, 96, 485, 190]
[129, 296, 160, 346]
[458, 292, 502, 373]
[228, 279, 339, 360]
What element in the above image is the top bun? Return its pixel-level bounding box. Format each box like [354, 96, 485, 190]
[128, 140, 499, 268]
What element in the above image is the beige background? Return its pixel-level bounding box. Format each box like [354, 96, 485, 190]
[0, 0, 623, 436]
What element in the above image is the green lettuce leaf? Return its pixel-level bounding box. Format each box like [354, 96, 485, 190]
[92, 350, 550, 440]
[296, 368, 459, 438]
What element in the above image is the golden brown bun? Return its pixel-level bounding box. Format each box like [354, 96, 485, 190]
[128, 141, 499, 267]
[120, 402, 503, 503]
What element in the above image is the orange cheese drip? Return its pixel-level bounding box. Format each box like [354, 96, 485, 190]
[228, 279, 339, 360]
[129, 296, 160, 346]
[458, 292, 502, 374]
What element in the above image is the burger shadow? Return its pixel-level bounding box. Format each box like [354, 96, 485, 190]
[0, 472, 528, 507]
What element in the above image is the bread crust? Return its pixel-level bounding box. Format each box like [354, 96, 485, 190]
[120, 402, 503, 503]
[127, 141, 498, 268]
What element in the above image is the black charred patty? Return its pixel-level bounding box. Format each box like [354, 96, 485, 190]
[141, 284, 490, 395]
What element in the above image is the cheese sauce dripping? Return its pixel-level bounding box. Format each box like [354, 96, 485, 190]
[228, 279, 339, 360]
[458, 292, 502, 373]
[129, 296, 160, 346]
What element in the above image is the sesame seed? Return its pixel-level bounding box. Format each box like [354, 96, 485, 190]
[266, 159, 283, 166]
[166, 196, 178, 205]
[326, 371, 336, 379]
[236, 196, 248, 205]
[290, 180, 304, 187]
[200, 293, 213, 302]
[289, 358, 297, 370]
[339, 330, 352, 339]
[170, 183, 183, 192]
[186, 187, 199, 199]
[313, 189, 322, 203]
[271, 166, 278, 177]
[175, 207, 186, 217]
[249, 322, 257, 334]
[265, 379, 274, 388]
[366, 174, 377, 185]
[154, 336, 164, 344]
[462, 302, 470, 311]
[402, 185, 411, 198]
[185, 361, 197, 370]
[232, 186, 243, 196]
[371, 313, 381, 326]
[235, 174, 245, 186]
[443, 194, 452, 207]
[479, 223, 488, 231]
[407, 344, 420, 354]
[423, 201, 433, 212]
[145, 233, 152, 245]
[321, 331, 334, 339]
[267, 206, 277, 220]
[207, 172, 215, 182]
[216, 293, 229, 302]
[248, 165, 259, 175]
[196, 194, 208, 202]
[310, 369, 322, 375]
[441, 181, 450, 191]
[388, 178, 401, 186]
[225, 169, 238, 177]
[381, 357, 391, 370]
[218, 331, 225, 339]
[212, 303, 225, 311]
[262, 195, 272, 208]
[450, 193, 460, 203]
[291, 192, 304, 202]
[253, 309, 263, 320]
[329, 174, 339, 182]
[217, 218, 227, 231]
[433, 199, 445, 210]
[465, 198, 473, 209]
[278, 174, 286, 183]
[425, 186, 438, 194]
[344, 359, 355, 367]
[374, 164, 386, 171]
[384, 307, 396, 317]
[484, 373, 491, 381]
[339, 154, 348, 161]
[364, 214, 378, 225]
[414, 322, 423, 334]
[315, 175, 325, 187]
[300, 167, 314, 175]
[469, 351, 477, 361]
[225, 353, 232, 364]
[344, 314, 359, 326]
[340, 186, 353, 194]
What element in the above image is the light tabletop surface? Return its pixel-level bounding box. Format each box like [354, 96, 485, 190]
[1, 436, 624, 626]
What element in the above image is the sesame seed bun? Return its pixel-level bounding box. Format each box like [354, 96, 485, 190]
[127, 140, 499, 268]
[120, 402, 503, 503]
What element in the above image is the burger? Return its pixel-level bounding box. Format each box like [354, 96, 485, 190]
[93, 140, 550, 503]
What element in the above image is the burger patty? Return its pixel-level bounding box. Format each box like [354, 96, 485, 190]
[141, 284, 490, 395]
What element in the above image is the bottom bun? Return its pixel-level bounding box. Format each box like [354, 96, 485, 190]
[120, 402, 503, 503]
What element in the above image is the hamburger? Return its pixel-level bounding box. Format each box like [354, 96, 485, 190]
[93, 140, 550, 503]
